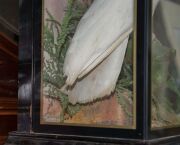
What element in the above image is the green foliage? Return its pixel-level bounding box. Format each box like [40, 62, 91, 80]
[115, 37, 133, 120]
[66, 104, 82, 117]
[43, 0, 89, 122]
[151, 39, 180, 126]
[43, 0, 135, 122]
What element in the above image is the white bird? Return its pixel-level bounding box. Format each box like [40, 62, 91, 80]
[62, 0, 134, 104]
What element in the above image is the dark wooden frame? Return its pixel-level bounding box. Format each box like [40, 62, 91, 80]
[5, 0, 180, 145]
[21, 0, 180, 140]
[32, 0, 145, 139]
[148, 0, 180, 140]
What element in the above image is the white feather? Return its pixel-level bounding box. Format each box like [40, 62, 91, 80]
[63, 0, 133, 86]
[68, 38, 129, 104]
[62, 0, 134, 104]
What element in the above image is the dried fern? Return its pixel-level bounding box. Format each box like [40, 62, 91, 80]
[43, 0, 89, 122]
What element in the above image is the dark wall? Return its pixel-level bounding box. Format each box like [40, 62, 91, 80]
[0, 0, 19, 144]
[0, 0, 19, 42]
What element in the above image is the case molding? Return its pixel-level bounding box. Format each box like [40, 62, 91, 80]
[4, 0, 180, 144]
[5, 132, 180, 145]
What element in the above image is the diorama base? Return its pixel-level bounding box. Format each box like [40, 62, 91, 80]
[4, 132, 180, 145]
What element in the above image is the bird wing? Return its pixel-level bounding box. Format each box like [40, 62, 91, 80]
[68, 38, 129, 104]
[63, 0, 134, 86]
[77, 28, 132, 79]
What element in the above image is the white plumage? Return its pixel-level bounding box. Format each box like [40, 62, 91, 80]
[62, 0, 134, 104]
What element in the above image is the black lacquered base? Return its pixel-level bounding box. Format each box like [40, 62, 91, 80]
[4, 132, 180, 145]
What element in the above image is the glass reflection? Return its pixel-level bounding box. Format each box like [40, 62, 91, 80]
[152, 0, 180, 128]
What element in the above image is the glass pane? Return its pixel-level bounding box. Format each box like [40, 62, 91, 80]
[41, 0, 137, 129]
[151, 0, 180, 128]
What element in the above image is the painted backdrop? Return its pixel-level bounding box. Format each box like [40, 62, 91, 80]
[41, 0, 136, 128]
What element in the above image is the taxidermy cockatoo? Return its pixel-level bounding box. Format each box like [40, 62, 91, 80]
[62, 0, 159, 105]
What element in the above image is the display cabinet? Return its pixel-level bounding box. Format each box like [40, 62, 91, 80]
[5, 0, 180, 144]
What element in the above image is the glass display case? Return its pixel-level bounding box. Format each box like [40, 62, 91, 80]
[151, 0, 180, 129]
[40, 0, 136, 129]
[5, 0, 180, 145]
